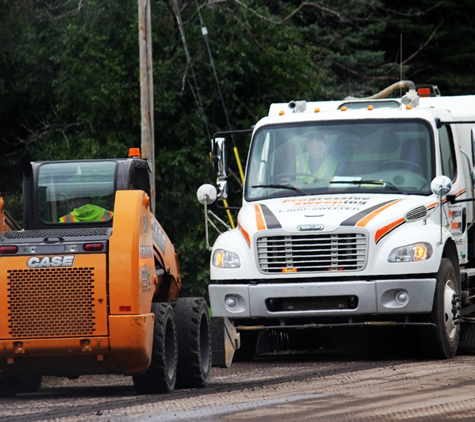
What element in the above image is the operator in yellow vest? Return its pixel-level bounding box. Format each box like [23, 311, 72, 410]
[296, 135, 338, 183]
[59, 196, 113, 223]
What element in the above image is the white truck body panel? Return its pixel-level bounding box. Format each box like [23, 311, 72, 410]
[206, 89, 475, 352]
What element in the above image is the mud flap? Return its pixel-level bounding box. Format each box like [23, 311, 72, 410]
[210, 317, 241, 368]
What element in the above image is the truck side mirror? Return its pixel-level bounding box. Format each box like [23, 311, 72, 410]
[197, 184, 217, 205]
[196, 184, 223, 251]
[430, 175, 453, 245]
[213, 137, 228, 200]
[430, 175, 452, 197]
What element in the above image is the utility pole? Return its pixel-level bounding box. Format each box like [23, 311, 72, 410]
[138, 0, 155, 213]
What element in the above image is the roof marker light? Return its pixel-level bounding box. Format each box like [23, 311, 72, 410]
[314, 107, 320, 113]
[279, 110, 285, 116]
[418, 87, 431, 97]
[367, 105, 374, 110]
[341, 106, 347, 111]
[406, 104, 412, 110]
[128, 148, 141, 158]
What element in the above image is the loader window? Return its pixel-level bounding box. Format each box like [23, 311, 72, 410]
[38, 161, 116, 223]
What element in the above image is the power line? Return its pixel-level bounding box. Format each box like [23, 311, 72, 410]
[172, 0, 211, 140]
[193, 0, 244, 184]
[193, 0, 233, 135]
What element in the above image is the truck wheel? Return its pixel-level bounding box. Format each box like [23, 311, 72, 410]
[0, 378, 20, 397]
[133, 303, 178, 394]
[172, 297, 212, 388]
[420, 258, 460, 359]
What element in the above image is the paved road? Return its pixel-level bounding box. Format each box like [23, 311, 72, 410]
[2, 351, 475, 421]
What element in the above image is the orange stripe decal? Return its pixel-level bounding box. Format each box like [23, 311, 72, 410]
[255, 205, 266, 231]
[356, 200, 403, 227]
[428, 197, 448, 210]
[238, 222, 251, 247]
[428, 189, 464, 210]
[375, 218, 405, 244]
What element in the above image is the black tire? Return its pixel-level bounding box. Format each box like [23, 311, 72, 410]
[172, 297, 212, 388]
[420, 258, 460, 359]
[233, 330, 258, 362]
[18, 376, 42, 393]
[0, 378, 20, 397]
[133, 303, 178, 394]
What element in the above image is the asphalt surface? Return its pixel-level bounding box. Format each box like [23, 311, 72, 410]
[2, 350, 475, 421]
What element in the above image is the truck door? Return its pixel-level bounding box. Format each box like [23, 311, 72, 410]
[439, 125, 469, 262]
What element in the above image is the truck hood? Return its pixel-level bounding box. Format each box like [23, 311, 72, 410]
[238, 193, 435, 243]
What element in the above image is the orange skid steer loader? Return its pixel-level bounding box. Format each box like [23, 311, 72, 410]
[0, 149, 211, 396]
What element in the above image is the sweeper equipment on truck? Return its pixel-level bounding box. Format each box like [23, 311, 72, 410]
[198, 80, 475, 360]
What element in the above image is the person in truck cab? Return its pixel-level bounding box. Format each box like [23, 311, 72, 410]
[59, 195, 113, 222]
[295, 135, 338, 183]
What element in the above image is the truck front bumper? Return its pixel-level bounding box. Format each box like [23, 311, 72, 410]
[209, 279, 437, 319]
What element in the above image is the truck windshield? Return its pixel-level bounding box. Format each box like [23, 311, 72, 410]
[245, 119, 434, 201]
[38, 161, 116, 223]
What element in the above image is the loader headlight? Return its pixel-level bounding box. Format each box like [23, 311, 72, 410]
[388, 242, 433, 262]
[212, 249, 241, 268]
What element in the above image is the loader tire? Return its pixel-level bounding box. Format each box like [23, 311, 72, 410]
[172, 297, 212, 388]
[18, 376, 42, 393]
[0, 378, 20, 397]
[133, 303, 178, 394]
[419, 258, 460, 359]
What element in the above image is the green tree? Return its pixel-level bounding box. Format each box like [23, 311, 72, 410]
[0, 0, 471, 299]
[379, 0, 475, 95]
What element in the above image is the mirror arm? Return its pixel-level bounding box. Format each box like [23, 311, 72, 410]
[437, 188, 446, 246]
[446, 195, 475, 204]
[204, 199, 212, 251]
[215, 202, 241, 211]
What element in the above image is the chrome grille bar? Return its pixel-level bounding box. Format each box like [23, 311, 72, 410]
[257, 233, 367, 273]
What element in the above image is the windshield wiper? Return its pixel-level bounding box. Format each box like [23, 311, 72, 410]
[251, 184, 309, 196]
[329, 179, 407, 195]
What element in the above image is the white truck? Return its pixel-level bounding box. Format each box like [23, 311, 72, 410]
[197, 81, 475, 360]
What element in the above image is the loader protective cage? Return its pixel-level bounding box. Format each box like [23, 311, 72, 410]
[22, 157, 152, 230]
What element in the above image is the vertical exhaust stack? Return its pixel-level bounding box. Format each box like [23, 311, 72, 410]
[344, 80, 419, 108]
[344, 80, 416, 100]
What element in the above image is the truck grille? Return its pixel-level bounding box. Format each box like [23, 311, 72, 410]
[257, 233, 367, 273]
[7, 267, 97, 338]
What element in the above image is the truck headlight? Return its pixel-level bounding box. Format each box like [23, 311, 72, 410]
[212, 249, 241, 268]
[388, 242, 433, 262]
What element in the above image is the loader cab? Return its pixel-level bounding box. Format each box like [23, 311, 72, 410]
[22, 155, 152, 230]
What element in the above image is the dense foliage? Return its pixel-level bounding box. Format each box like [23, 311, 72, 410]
[1, 0, 474, 298]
